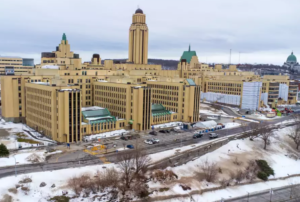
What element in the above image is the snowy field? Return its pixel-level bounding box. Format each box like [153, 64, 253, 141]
[0, 150, 62, 167]
[0, 120, 55, 149]
[148, 126, 300, 201]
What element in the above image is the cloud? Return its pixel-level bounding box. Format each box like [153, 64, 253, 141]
[0, 0, 299, 65]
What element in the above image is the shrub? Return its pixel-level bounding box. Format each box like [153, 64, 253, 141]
[8, 188, 17, 194]
[0, 143, 9, 157]
[257, 171, 268, 181]
[49, 196, 70, 202]
[256, 160, 274, 176]
[159, 187, 169, 192]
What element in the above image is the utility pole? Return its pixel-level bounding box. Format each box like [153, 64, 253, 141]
[239, 51, 241, 64]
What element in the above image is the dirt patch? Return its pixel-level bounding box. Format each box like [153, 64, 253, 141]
[0, 129, 9, 138]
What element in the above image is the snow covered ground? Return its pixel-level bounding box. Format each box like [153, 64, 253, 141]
[223, 122, 241, 129]
[0, 163, 116, 202]
[0, 120, 55, 149]
[0, 126, 299, 201]
[200, 103, 234, 117]
[148, 126, 300, 201]
[0, 150, 62, 167]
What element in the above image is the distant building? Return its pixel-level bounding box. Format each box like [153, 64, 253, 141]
[283, 52, 300, 72]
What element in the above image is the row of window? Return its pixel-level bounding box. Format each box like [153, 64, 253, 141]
[95, 91, 126, 99]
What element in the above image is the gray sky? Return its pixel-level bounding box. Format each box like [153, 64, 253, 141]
[0, 0, 299, 65]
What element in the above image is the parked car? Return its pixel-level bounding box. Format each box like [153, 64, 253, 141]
[149, 131, 158, 136]
[159, 130, 167, 133]
[126, 144, 134, 149]
[121, 136, 128, 141]
[151, 138, 160, 143]
[193, 133, 203, 139]
[144, 139, 153, 145]
[209, 133, 218, 139]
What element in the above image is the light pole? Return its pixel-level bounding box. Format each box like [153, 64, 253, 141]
[13, 155, 17, 177]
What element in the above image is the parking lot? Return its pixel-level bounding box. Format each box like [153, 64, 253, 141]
[108, 126, 227, 150]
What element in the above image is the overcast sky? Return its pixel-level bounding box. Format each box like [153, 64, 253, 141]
[0, 0, 299, 65]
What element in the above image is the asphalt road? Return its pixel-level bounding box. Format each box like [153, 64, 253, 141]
[0, 114, 293, 179]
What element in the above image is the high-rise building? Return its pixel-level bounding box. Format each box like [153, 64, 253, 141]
[128, 8, 148, 64]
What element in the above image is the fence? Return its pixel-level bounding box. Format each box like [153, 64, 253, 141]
[221, 184, 300, 202]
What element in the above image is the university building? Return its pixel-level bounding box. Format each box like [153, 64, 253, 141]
[1, 8, 201, 142]
[1, 8, 298, 142]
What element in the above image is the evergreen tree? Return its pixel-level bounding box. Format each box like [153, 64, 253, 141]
[0, 143, 9, 157]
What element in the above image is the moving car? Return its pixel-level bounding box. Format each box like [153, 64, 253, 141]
[149, 131, 158, 136]
[126, 144, 134, 149]
[144, 139, 153, 145]
[193, 133, 203, 139]
[209, 133, 218, 139]
[159, 130, 170, 133]
[151, 138, 160, 143]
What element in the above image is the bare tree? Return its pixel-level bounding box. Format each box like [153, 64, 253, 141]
[197, 158, 218, 182]
[117, 152, 136, 190]
[133, 142, 152, 176]
[289, 125, 300, 150]
[117, 142, 151, 196]
[257, 125, 273, 150]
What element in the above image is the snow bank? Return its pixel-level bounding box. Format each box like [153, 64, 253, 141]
[224, 122, 240, 129]
[83, 129, 127, 141]
[152, 122, 182, 129]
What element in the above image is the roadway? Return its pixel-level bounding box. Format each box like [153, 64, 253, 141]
[0, 114, 294, 179]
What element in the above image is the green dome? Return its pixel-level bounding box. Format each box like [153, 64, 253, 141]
[287, 52, 297, 62]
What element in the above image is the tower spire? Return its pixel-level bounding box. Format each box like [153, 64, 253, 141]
[189, 44, 191, 52]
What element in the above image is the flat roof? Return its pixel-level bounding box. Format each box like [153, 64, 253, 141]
[82, 106, 105, 111]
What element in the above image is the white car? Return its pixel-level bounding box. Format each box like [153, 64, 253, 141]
[151, 138, 160, 143]
[144, 139, 153, 145]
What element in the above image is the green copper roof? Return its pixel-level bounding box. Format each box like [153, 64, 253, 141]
[62, 33, 67, 44]
[82, 108, 111, 119]
[180, 45, 197, 63]
[152, 104, 171, 116]
[287, 52, 297, 62]
[82, 108, 117, 124]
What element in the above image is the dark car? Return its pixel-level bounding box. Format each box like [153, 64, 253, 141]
[149, 131, 158, 136]
[209, 133, 218, 139]
[159, 130, 167, 133]
[193, 133, 203, 139]
[127, 144, 134, 149]
[121, 136, 128, 141]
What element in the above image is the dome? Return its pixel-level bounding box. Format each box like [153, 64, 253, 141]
[287, 52, 297, 62]
[135, 8, 143, 14]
